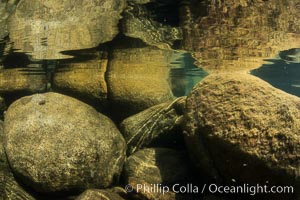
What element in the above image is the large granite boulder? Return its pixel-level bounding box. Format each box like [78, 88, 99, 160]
[8, 0, 126, 59]
[123, 148, 194, 200]
[120, 97, 186, 155]
[4, 92, 126, 193]
[184, 73, 300, 192]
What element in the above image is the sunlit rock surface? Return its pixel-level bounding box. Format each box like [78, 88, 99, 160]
[8, 0, 126, 59]
[53, 51, 108, 106]
[122, 2, 182, 50]
[184, 73, 300, 191]
[107, 42, 175, 118]
[0, 68, 46, 94]
[4, 92, 126, 193]
[180, 0, 300, 72]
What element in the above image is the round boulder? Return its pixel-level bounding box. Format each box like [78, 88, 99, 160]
[184, 73, 300, 189]
[4, 92, 126, 193]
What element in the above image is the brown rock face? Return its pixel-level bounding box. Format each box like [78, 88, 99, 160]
[8, 0, 127, 59]
[4, 92, 126, 193]
[184, 73, 300, 190]
[180, 0, 300, 72]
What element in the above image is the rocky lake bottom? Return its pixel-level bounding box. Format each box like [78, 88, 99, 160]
[0, 0, 299, 200]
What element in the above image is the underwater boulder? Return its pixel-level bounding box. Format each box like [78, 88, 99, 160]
[53, 51, 108, 108]
[107, 45, 175, 119]
[76, 188, 126, 200]
[4, 92, 126, 193]
[123, 148, 194, 200]
[0, 121, 36, 200]
[8, 0, 127, 59]
[120, 96, 186, 155]
[184, 73, 300, 189]
[0, 96, 5, 112]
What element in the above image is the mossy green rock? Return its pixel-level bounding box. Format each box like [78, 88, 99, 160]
[184, 73, 300, 188]
[4, 92, 126, 193]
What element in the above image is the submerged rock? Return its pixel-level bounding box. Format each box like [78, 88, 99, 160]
[123, 148, 193, 200]
[0, 68, 46, 94]
[8, 0, 127, 59]
[107, 45, 175, 119]
[184, 73, 300, 189]
[0, 121, 36, 200]
[53, 51, 108, 107]
[120, 96, 186, 155]
[4, 92, 126, 193]
[76, 188, 126, 200]
[0, 96, 5, 112]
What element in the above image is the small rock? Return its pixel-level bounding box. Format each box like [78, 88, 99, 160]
[123, 148, 194, 200]
[4, 92, 126, 193]
[76, 188, 126, 200]
[120, 97, 186, 155]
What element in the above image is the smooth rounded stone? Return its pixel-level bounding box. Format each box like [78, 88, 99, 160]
[53, 51, 108, 106]
[0, 68, 46, 93]
[184, 73, 300, 187]
[120, 96, 186, 155]
[123, 148, 193, 200]
[107, 45, 175, 119]
[4, 92, 126, 193]
[8, 0, 126, 59]
[0, 121, 36, 200]
[76, 188, 126, 200]
[122, 2, 182, 50]
[179, 0, 300, 72]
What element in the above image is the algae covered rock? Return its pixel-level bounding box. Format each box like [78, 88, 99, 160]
[120, 96, 186, 155]
[8, 0, 126, 59]
[184, 73, 300, 188]
[4, 92, 126, 193]
[123, 148, 193, 200]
